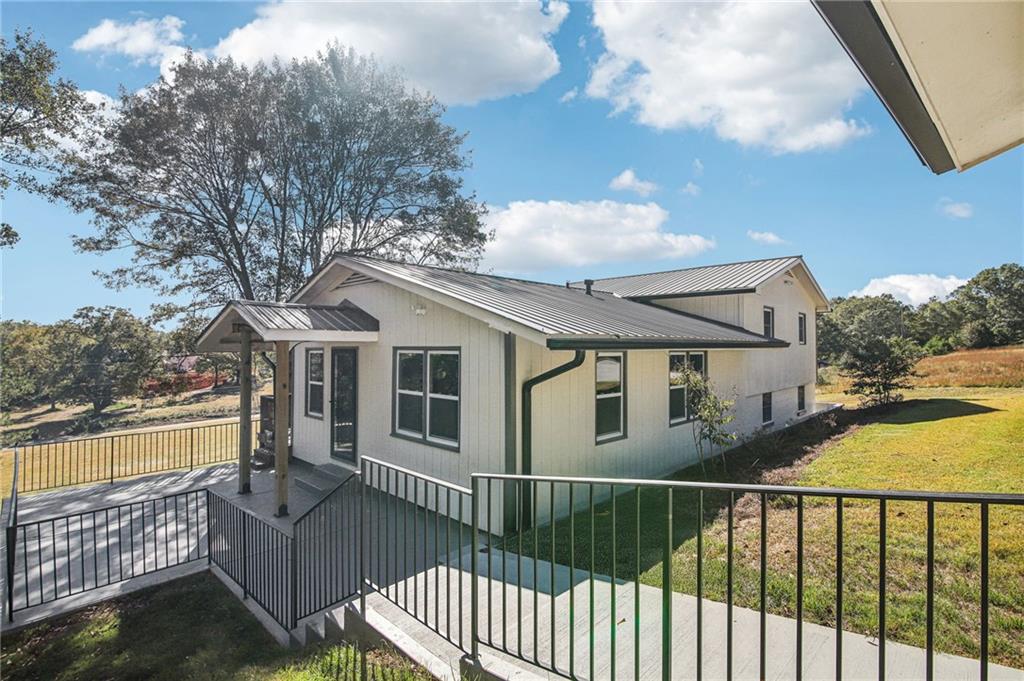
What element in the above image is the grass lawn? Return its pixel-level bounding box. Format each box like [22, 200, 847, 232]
[0, 572, 431, 681]
[502, 388, 1024, 668]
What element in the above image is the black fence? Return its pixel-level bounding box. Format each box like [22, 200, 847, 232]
[361, 456, 473, 651]
[293, 472, 362, 622]
[6, 488, 207, 616]
[207, 489, 293, 630]
[10, 418, 258, 494]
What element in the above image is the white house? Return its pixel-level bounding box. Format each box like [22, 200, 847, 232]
[198, 255, 829, 524]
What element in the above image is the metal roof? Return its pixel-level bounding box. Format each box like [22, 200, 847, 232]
[196, 299, 379, 352]
[341, 256, 785, 350]
[570, 256, 803, 299]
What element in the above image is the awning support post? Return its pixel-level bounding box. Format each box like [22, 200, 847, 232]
[238, 326, 252, 495]
[274, 339, 290, 517]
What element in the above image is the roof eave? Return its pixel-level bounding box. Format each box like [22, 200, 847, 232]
[546, 337, 790, 351]
[811, 0, 955, 174]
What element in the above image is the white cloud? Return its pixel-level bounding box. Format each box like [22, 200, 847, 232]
[850, 274, 968, 306]
[938, 197, 973, 219]
[483, 199, 715, 272]
[560, 87, 578, 104]
[747, 229, 785, 245]
[692, 158, 704, 177]
[586, 2, 870, 153]
[609, 168, 658, 196]
[681, 181, 701, 197]
[72, 16, 189, 80]
[213, 1, 568, 105]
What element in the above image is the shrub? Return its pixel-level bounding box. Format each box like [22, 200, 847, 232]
[839, 336, 923, 406]
[923, 335, 955, 356]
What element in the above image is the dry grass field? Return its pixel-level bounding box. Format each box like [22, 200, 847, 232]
[818, 345, 1024, 396]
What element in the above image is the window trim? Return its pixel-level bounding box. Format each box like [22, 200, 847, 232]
[305, 347, 324, 419]
[761, 391, 773, 425]
[391, 346, 461, 452]
[763, 306, 775, 338]
[798, 312, 807, 345]
[595, 351, 627, 444]
[669, 351, 708, 426]
[797, 385, 806, 413]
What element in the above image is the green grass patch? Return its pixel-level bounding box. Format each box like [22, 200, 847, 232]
[502, 391, 1024, 668]
[0, 572, 431, 681]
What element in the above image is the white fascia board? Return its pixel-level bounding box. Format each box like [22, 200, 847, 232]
[258, 330, 379, 343]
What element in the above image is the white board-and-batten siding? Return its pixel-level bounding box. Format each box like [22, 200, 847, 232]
[291, 279, 507, 523]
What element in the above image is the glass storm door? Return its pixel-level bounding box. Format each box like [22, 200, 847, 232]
[330, 348, 357, 462]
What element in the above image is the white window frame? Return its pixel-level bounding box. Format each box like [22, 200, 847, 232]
[305, 348, 324, 418]
[669, 351, 707, 425]
[426, 350, 460, 447]
[798, 313, 807, 345]
[595, 351, 625, 443]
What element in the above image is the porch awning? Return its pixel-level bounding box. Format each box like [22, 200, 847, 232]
[196, 299, 379, 352]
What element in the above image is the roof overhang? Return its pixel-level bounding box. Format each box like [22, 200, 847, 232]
[196, 300, 379, 353]
[546, 337, 790, 351]
[814, 0, 1023, 173]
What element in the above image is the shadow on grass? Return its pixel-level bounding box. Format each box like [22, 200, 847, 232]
[876, 398, 998, 424]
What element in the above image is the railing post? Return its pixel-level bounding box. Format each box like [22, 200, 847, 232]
[663, 487, 673, 681]
[470, 475, 480, 661]
[241, 512, 249, 600]
[109, 437, 115, 484]
[189, 427, 195, 471]
[358, 468, 366, 616]
[205, 490, 212, 566]
[289, 535, 298, 631]
[5, 524, 16, 623]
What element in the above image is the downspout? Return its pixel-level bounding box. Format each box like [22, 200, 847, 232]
[520, 349, 586, 528]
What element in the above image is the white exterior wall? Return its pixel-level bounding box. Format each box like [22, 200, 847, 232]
[291, 280, 507, 522]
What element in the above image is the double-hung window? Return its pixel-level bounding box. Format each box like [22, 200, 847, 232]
[669, 351, 707, 424]
[762, 392, 773, 424]
[798, 313, 807, 345]
[763, 306, 775, 338]
[305, 348, 324, 417]
[394, 349, 460, 449]
[595, 352, 625, 442]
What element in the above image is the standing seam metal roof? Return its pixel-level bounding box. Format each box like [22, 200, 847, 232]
[236, 299, 380, 333]
[342, 256, 781, 346]
[571, 256, 803, 298]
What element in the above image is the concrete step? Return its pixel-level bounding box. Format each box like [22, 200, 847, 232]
[294, 474, 335, 496]
[316, 462, 354, 482]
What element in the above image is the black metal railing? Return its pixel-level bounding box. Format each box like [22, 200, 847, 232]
[6, 488, 207, 616]
[361, 456, 474, 651]
[471, 472, 1024, 681]
[206, 489, 293, 630]
[4, 449, 20, 621]
[293, 471, 362, 623]
[8, 417, 259, 494]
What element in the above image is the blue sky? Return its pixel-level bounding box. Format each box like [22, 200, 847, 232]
[3, 1, 1022, 324]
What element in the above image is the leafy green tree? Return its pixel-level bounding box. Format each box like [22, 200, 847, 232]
[818, 294, 912, 363]
[839, 336, 922, 406]
[909, 296, 963, 348]
[952, 263, 1024, 346]
[0, 30, 94, 247]
[164, 314, 237, 388]
[677, 366, 737, 474]
[50, 307, 162, 414]
[58, 46, 487, 317]
[0, 320, 65, 410]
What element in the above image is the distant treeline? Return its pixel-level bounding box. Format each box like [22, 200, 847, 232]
[0, 308, 231, 415]
[818, 262, 1024, 363]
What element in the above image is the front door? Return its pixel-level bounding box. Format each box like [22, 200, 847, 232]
[330, 348, 357, 463]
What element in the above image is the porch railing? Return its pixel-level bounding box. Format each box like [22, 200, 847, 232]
[207, 489, 293, 630]
[471, 472, 1024, 681]
[293, 471, 362, 623]
[6, 488, 207, 617]
[361, 455, 474, 651]
[8, 417, 259, 494]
